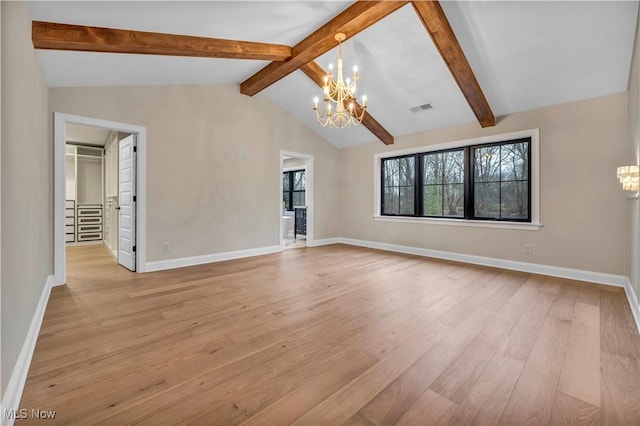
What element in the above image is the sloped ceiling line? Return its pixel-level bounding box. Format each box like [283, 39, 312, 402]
[32, 21, 292, 61]
[238, 0, 495, 141]
[411, 1, 495, 127]
[31, 0, 499, 146]
[239, 1, 410, 97]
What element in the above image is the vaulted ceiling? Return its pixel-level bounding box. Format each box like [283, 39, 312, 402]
[28, 1, 638, 148]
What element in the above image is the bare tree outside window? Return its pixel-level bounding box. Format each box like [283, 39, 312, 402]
[423, 150, 464, 217]
[474, 142, 528, 219]
[382, 156, 415, 215]
[380, 137, 530, 222]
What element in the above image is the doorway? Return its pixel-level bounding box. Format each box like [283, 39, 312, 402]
[280, 150, 314, 249]
[64, 126, 126, 256]
[54, 113, 147, 285]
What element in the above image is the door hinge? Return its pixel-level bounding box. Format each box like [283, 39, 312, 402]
[133, 195, 137, 202]
[133, 246, 136, 252]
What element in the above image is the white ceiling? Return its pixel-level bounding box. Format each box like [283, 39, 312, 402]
[29, 1, 638, 148]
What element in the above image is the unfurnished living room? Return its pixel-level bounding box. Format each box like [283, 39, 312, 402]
[2, 1, 640, 425]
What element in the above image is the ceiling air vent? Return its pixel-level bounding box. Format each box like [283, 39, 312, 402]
[409, 103, 433, 113]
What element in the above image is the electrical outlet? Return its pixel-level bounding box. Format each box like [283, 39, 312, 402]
[161, 242, 169, 252]
[524, 244, 533, 254]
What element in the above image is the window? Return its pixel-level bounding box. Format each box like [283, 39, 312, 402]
[379, 136, 532, 223]
[473, 141, 529, 220]
[382, 156, 415, 215]
[422, 149, 464, 217]
[283, 169, 305, 211]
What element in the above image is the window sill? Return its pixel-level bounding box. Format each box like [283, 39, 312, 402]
[373, 215, 542, 231]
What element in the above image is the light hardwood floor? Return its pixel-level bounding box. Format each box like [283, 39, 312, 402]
[17, 244, 640, 425]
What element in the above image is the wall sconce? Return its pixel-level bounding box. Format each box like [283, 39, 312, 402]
[617, 165, 639, 191]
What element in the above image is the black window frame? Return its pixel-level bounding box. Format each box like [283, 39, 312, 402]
[420, 147, 466, 219]
[380, 137, 532, 222]
[283, 169, 306, 212]
[380, 154, 417, 216]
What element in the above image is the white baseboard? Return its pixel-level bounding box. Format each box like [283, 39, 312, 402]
[227, 236, 639, 330]
[335, 237, 640, 332]
[145, 245, 282, 272]
[138, 236, 640, 333]
[66, 240, 102, 247]
[338, 238, 627, 287]
[307, 238, 342, 247]
[1, 275, 53, 426]
[624, 278, 640, 334]
[103, 241, 117, 260]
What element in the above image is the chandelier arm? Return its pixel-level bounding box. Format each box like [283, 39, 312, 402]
[312, 32, 366, 129]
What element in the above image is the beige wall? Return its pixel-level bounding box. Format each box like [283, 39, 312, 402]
[49, 84, 341, 261]
[338, 92, 629, 275]
[1, 1, 52, 396]
[76, 156, 103, 204]
[627, 6, 640, 303]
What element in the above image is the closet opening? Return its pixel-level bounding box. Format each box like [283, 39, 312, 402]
[54, 113, 147, 285]
[65, 125, 132, 263]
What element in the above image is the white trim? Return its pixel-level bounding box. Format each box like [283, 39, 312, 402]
[624, 277, 640, 333]
[66, 241, 103, 247]
[373, 128, 540, 228]
[307, 238, 342, 247]
[335, 237, 626, 287]
[279, 151, 314, 249]
[373, 128, 540, 162]
[102, 241, 118, 260]
[145, 245, 282, 272]
[1, 275, 53, 426]
[54, 113, 147, 285]
[372, 215, 542, 230]
[326, 237, 638, 331]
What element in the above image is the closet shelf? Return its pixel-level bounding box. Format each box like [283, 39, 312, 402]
[66, 143, 104, 244]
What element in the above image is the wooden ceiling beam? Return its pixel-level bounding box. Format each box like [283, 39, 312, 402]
[411, 1, 495, 127]
[300, 61, 394, 145]
[241, 1, 409, 97]
[32, 21, 292, 61]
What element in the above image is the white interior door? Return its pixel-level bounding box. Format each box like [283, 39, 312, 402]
[118, 134, 136, 271]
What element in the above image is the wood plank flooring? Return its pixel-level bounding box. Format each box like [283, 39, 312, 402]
[16, 244, 640, 425]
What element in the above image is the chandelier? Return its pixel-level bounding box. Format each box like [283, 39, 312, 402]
[313, 33, 367, 129]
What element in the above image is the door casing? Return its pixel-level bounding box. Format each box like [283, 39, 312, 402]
[53, 113, 147, 285]
[279, 150, 314, 249]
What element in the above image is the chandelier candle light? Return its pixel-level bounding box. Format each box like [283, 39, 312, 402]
[617, 165, 640, 191]
[313, 33, 367, 129]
